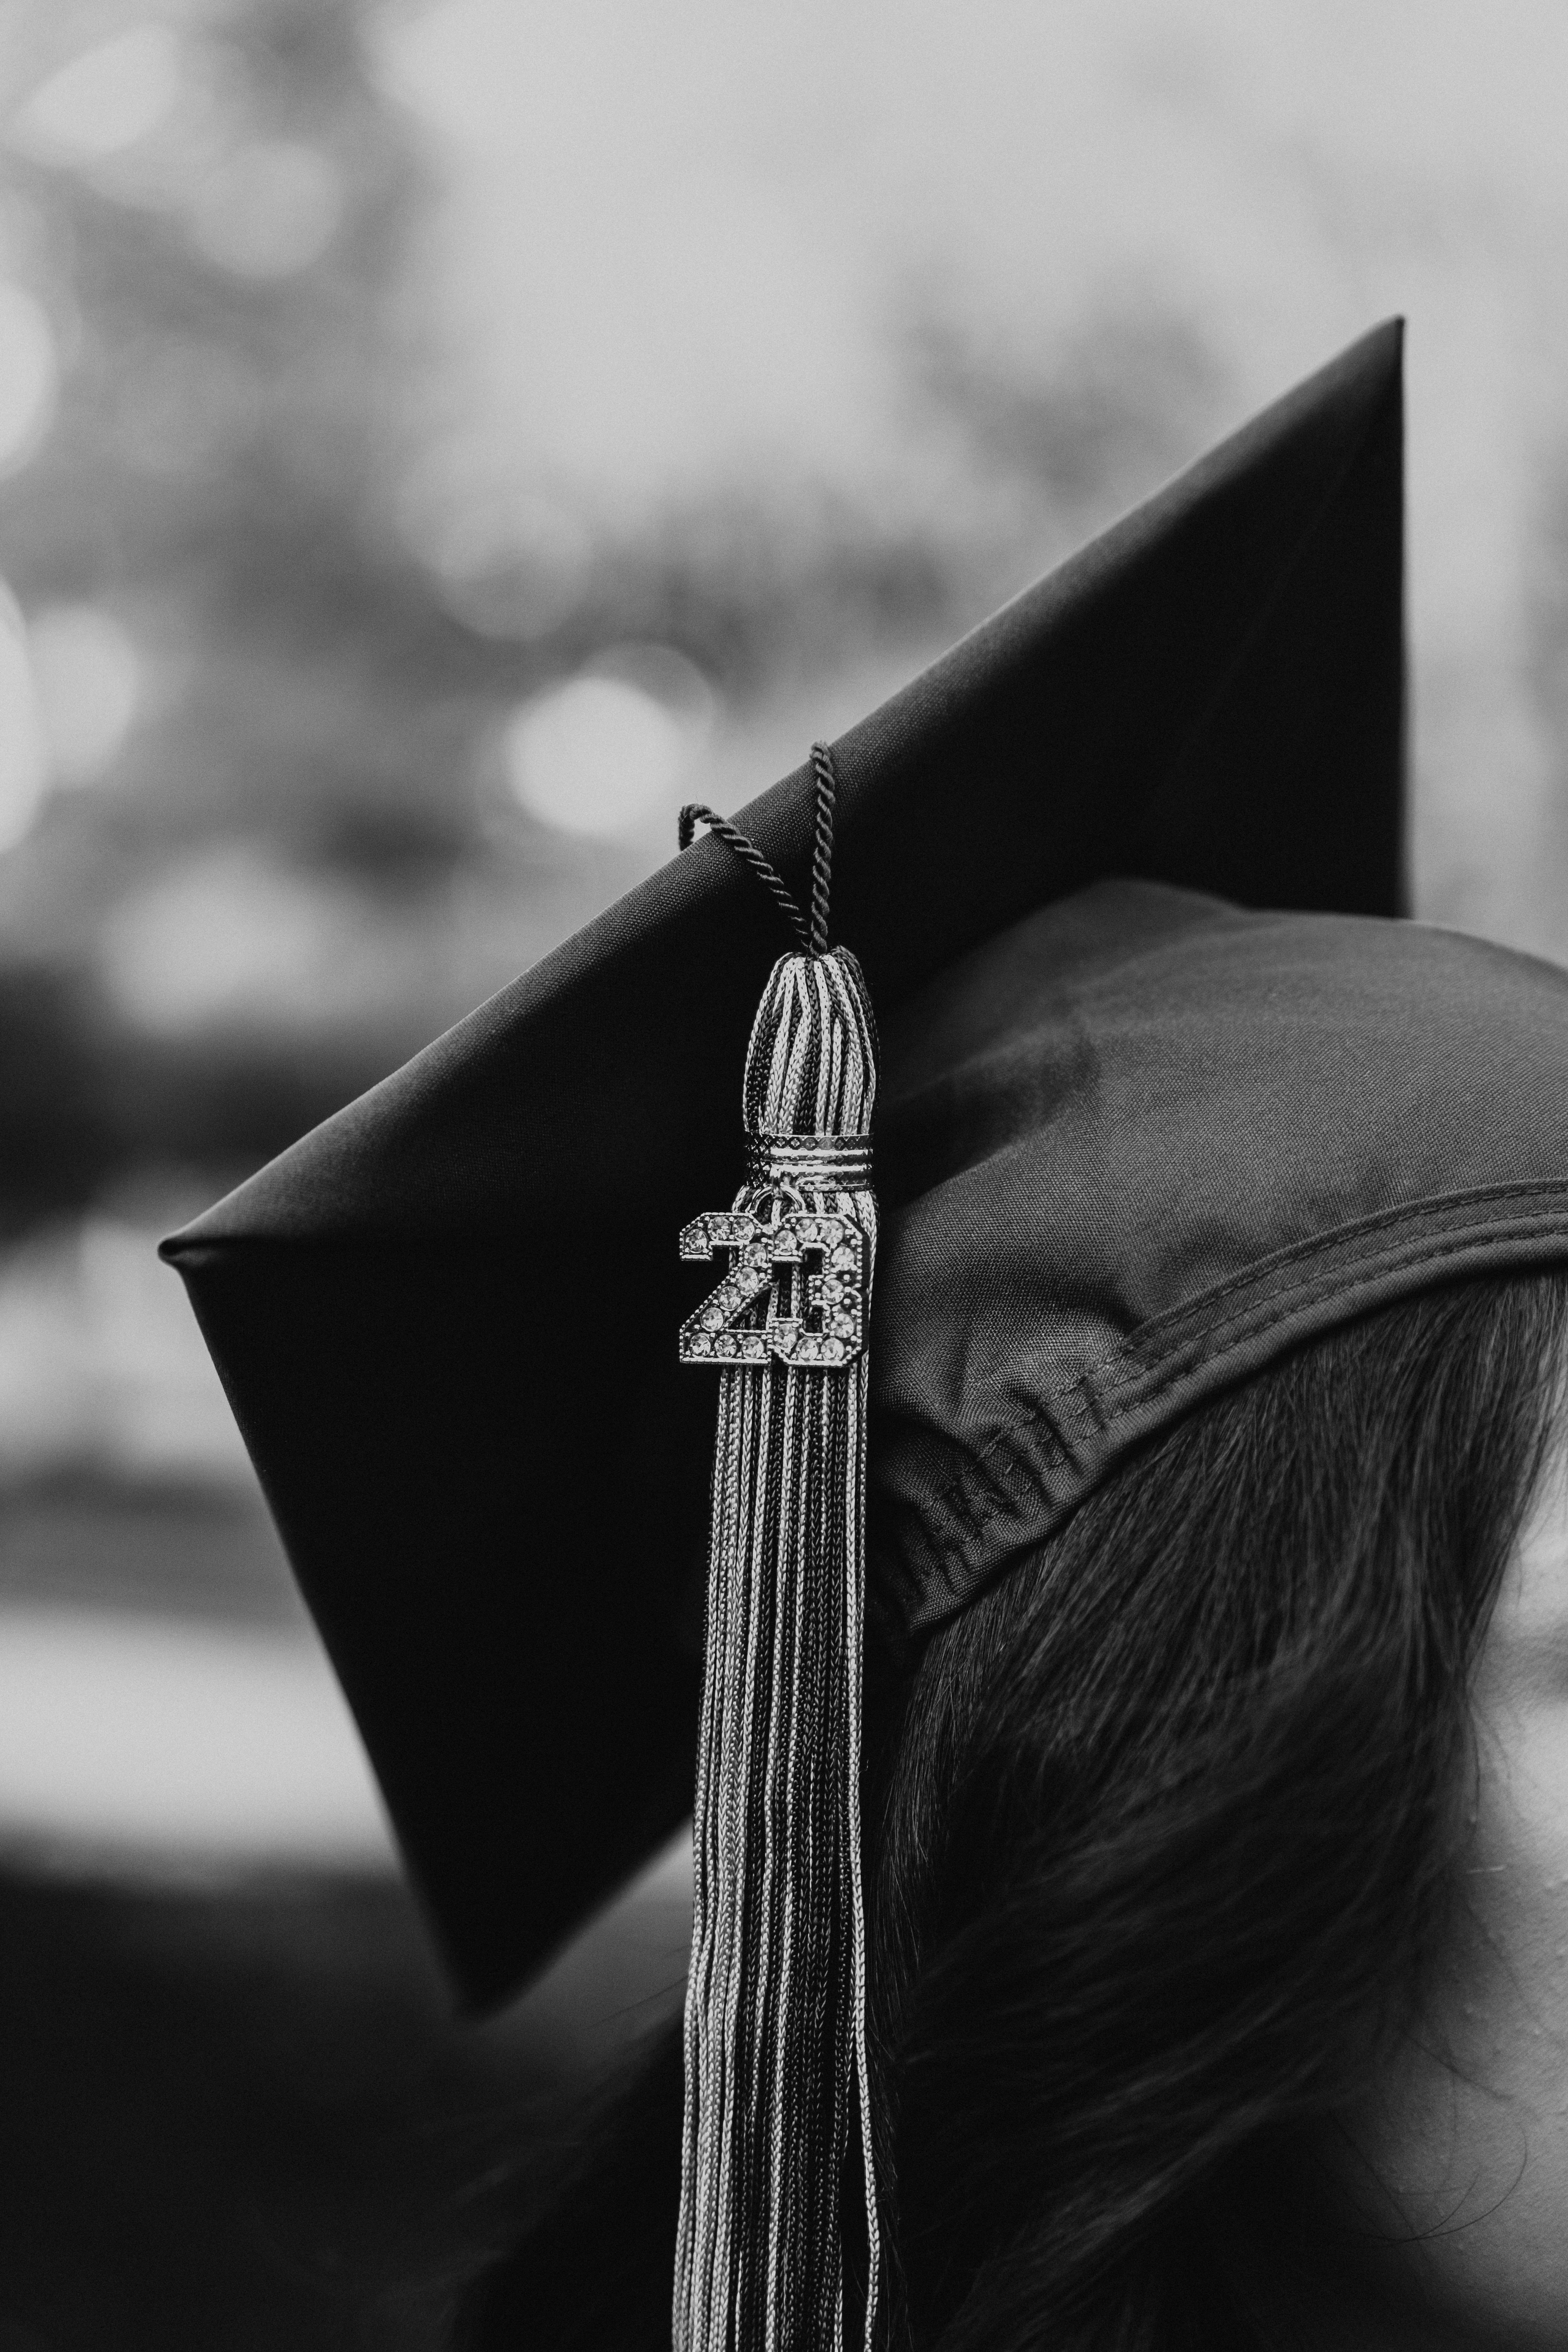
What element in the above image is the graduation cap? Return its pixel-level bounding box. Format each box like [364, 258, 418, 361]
[163, 317, 1568, 2345]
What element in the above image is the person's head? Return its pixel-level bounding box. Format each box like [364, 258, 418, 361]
[465, 1265, 1568, 2351]
[863, 1267, 1568, 2350]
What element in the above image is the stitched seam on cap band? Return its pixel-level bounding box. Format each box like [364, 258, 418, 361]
[911, 1182, 1568, 1580]
[1092, 1176, 1568, 1379]
[1081, 1207, 1568, 1424]
[893, 1207, 1568, 1628]
[1062, 1191, 1568, 1417]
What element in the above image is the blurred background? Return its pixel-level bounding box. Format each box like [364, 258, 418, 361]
[2, 0, 1568, 2339]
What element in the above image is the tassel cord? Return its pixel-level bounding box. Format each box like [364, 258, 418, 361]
[676, 744, 880, 2352]
[681, 739, 840, 963]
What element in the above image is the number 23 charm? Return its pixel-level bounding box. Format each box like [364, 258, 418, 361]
[679, 1209, 867, 1369]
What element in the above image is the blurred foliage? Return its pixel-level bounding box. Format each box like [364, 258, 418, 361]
[0, 0, 1231, 1236]
[0, 0, 517, 1225]
[412, 305, 1230, 698]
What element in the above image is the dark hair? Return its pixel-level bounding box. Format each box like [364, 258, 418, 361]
[461, 1270, 1568, 2351]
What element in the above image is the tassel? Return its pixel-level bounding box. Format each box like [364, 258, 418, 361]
[675, 761, 881, 2352]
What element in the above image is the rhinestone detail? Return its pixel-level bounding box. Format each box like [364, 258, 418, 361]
[679, 1207, 867, 1368]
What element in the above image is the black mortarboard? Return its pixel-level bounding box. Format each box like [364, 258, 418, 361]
[163, 318, 1409, 1992]
[162, 318, 1568, 2340]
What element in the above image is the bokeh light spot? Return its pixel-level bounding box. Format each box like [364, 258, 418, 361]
[11, 24, 183, 165]
[190, 142, 344, 279]
[504, 647, 713, 837]
[29, 604, 141, 785]
[0, 281, 57, 474]
[101, 850, 347, 1035]
[401, 476, 595, 638]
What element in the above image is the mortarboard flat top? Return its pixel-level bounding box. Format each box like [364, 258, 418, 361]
[164, 323, 1417, 2007]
